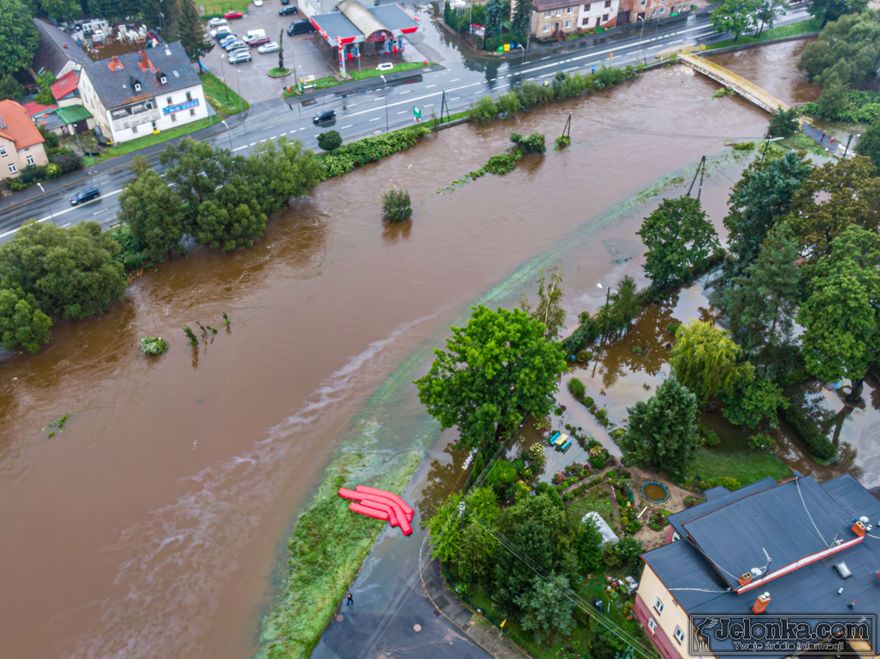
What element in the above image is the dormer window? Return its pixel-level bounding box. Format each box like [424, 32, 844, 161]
[129, 76, 142, 93]
[156, 71, 168, 85]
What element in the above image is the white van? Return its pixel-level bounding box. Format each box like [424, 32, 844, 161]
[244, 28, 266, 42]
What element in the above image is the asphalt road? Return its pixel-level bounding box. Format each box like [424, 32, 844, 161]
[0, 6, 810, 242]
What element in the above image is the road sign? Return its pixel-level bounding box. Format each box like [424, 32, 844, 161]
[413, 106, 421, 121]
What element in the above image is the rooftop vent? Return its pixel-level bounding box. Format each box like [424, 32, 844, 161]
[0, 113, 6, 130]
[834, 562, 852, 579]
[752, 592, 771, 615]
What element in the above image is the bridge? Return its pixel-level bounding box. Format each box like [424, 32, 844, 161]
[677, 51, 793, 115]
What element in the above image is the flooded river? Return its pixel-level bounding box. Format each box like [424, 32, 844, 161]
[0, 57, 780, 658]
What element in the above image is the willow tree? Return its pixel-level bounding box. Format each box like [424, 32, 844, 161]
[670, 320, 753, 404]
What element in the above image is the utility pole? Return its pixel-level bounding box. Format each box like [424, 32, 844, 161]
[380, 74, 389, 132]
[686, 155, 707, 200]
[439, 90, 450, 123]
[843, 133, 855, 158]
[637, 16, 646, 65]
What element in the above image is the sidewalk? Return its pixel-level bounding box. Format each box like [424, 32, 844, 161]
[284, 63, 444, 105]
[418, 536, 530, 659]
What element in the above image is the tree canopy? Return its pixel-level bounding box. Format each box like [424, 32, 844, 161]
[177, 0, 212, 61]
[855, 120, 880, 170]
[710, 0, 765, 40]
[670, 320, 753, 403]
[723, 151, 812, 268]
[0, 221, 126, 320]
[638, 196, 719, 290]
[520, 267, 566, 340]
[0, 287, 52, 353]
[799, 11, 880, 86]
[807, 0, 868, 27]
[415, 305, 566, 451]
[0, 0, 39, 74]
[620, 377, 700, 481]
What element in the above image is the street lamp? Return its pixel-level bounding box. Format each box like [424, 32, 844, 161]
[379, 74, 389, 133]
[516, 43, 526, 63]
[220, 118, 234, 150]
[760, 135, 784, 160]
[637, 16, 646, 65]
[36, 182, 56, 225]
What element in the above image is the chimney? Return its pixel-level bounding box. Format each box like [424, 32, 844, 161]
[139, 50, 154, 72]
[752, 592, 771, 615]
[852, 520, 867, 537]
[108, 55, 124, 71]
[738, 572, 753, 587]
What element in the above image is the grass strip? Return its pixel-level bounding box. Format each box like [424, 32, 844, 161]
[704, 17, 821, 50]
[95, 116, 220, 161]
[199, 0, 250, 16]
[199, 71, 250, 116]
[283, 62, 430, 97]
[689, 447, 791, 486]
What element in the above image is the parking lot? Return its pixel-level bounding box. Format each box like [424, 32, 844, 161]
[201, 1, 336, 103]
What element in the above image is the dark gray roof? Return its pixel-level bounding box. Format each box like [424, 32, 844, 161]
[83, 42, 200, 110]
[34, 19, 88, 75]
[311, 11, 360, 39]
[668, 477, 778, 539]
[367, 4, 418, 31]
[643, 475, 880, 658]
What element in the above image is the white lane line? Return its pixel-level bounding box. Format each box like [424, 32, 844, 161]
[298, 127, 306, 131]
[62, 222, 71, 227]
[396, 110, 407, 114]
[341, 123, 353, 129]
[348, 102, 358, 107]
[369, 117, 380, 122]
[288, 129, 296, 134]
[424, 103, 434, 107]
[5, 188, 127, 232]
[399, 89, 411, 94]
[450, 77, 460, 82]
[249, 141, 256, 146]
[259, 138, 266, 143]
[373, 129, 382, 134]
[233, 145, 248, 151]
[425, 84, 436, 88]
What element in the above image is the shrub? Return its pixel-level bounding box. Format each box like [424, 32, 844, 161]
[316, 130, 342, 152]
[766, 107, 799, 139]
[496, 91, 521, 117]
[588, 452, 607, 470]
[780, 397, 836, 461]
[382, 189, 412, 223]
[49, 148, 83, 174]
[470, 96, 499, 125]
[593, 407, 610, 427]
[568, 377, 586, 400]
[555, 135, 571, 150]
[700, 427, 721, 448]
[139, 336, 168, 356]
[731, 141, 754, 151]
[482, 151, 521, 176]
[510, 132, 546, 154]
[748, 432, 775, 452]
[528, 443, 545, 468]
[683, 495, 704, 508]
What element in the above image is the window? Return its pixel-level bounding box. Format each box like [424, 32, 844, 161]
[8, 163, 16, 174]
[602, 13, 609, 21]
[564, 19, 571, 27]
[26, 155, 34, 166]
[189, 108, 196, 117]
[605, 0, 611, 6]
[653, 597, 664, 615]
[166, 96, 173, 105]
[544, 10, 550, 17]
[647, 618, 657, 634]
[170, 113, 177, 123]
[674, 626, 685, 644]
[132, 124, 138, 134]
[566, 6, 573, 13]
[0, 146, 6, 157]
[555, 9, 561, 15]
[582, 16, 589, 24]
[186, 91, 192, 101]
[543, 24, 551, 31]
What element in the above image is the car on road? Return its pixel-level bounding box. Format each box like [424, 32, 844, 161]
[69, 186, 100, 205]
[287, 19, 314, 35]
[312, 109, 336, 125]
[208, 17, 228, 27]
[257, 41, 279, 54]
[224, 10, 244, 19]
[376, 62, 394, 71]
[228, 50, 252, 64]
[279, 5, 298, 14]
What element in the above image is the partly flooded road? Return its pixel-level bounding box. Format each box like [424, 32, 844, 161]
[0, 60, 777, 658]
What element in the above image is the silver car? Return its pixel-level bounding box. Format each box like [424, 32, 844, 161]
[257, 41, 279, 54]
[228, 50, 252, 64]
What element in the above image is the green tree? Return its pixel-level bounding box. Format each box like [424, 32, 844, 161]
[119, 157, 186, 263]
[486, 459, 519, 502]
[573, 516, 604, 573]
[754, 0, 788, 35]
[382, 188, 412, 223]
[799, 12, 880, 85]
[520, 267, 566, 339]
[316, 130, 342, 152]
[788, 156, 880, 259]
[671, 320, 753, 403]
[37, 0, 81, 20]
[799, 225, 880, 401]
[515, 573, 576, 643]
[723, 151, 812, 268]
[0, 287, 52, 353]
[808, 0, 867, 26]
[619, 377, 700, 481]
[485, 0, 505, 38]
[0, 222, 126, 319]
[249, 137, 323, 214]
[416, 305, 566, 451]
[194, 194, 266, 251]
[456, 487, 503, 583]
[34, 70, 56, 105]
[0, 0, 39, 74]
[638, 196, 719, 290]
[723, 376, 788, 429]
[717, 223, 802, 376]
[160, 139, 238, 222]
[595, 275, 640, 340]
[814, 75, 850, 119]
[710, 0, 764, 41]
[177, 0, 211, 61]
[766, 107, 799, 138]
[855, 121, 880, 170]
[0, 72, 24, 100]
[511, 0, 533, 39]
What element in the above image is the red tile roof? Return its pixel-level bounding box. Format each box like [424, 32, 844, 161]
[51, 69, 79, 101]
[0, 100, 45, 150]
[22, 101, 58, 117]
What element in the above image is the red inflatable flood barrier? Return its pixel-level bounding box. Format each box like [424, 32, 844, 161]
[338, 486, 414, 536]
[354, 485, 414, 522]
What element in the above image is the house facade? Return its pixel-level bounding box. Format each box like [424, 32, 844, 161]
[531, 0, 619, 38]
[635, 475, 880, 659]
[0, 100, 48, 180]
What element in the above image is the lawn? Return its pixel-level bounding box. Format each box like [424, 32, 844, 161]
[283, 62, 430, 97]
[705, 17, 822, 50]
[198, 71, 249, 116]
[565, 484, 617, 532]
[96, 116, 220, 161]
[199, 0, 250, 17]
[690, 448, 791, 486]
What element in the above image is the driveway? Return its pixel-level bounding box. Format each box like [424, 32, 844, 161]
[201, 1, 336, 102]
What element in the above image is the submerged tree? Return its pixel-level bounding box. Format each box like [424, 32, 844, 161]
[670, 320, 753, 404]
[520, 267, 566, 339]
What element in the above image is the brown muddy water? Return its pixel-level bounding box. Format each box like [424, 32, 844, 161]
[0, 62, 777, 658]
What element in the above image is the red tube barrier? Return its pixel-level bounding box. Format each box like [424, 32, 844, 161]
[339, 488, 403, 528]
[354, 485, 414, 522]
[349, 502, 390, 521]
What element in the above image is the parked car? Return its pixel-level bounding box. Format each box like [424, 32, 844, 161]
[208, 17, 228, 27]
[312, 109, 336, 125]
[69, 186, 100, 205]
[376, 62, 394, 71]
[212, 26, 233, 38]
[219, 34, 238, 46]
[246, 35, 271, 46]
[281, 0, 290, 4]
[253, 0, 264, 5]
[228, 50, 252, 64]
[279, 5, 298, 14]
[287, 19, 314, 35]
[224, 39, 247, 51]
[257, 41, 279, 53]
[224, 10, 244, 19]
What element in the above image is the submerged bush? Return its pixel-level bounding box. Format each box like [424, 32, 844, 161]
[510, 132, 546, 154]
[382, 189, 412, 223]
[140, 336, 168, 356]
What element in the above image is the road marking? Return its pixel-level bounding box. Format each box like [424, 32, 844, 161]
[424, 103, 434, 107]
[425, 84, 436, 88]
[288, 129, 296, 134]
[249, 141, 256, 146]
[397, 110, 407, 114]
[341, 123, 353, 129]
[298, 127, 306, 131]
[348, 102, 358, 107]
[373, 129, 382, 134]
[259, 138, 266, 143]
[233, 145, 248, 151]
[399, 89, 411, 94]
[369, 117, 380, 121]
[449, 77, 460, 82]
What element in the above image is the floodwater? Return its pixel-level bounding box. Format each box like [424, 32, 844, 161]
[1, 61, 777, 658]
[708, 39, 821, 105]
